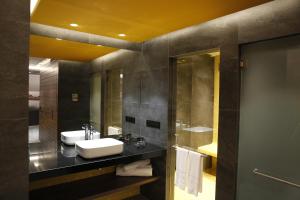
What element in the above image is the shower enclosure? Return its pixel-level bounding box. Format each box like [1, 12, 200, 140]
[105, 68, 123, 135]
[237, 35, 300, 199]
[170, 49, 220, 200]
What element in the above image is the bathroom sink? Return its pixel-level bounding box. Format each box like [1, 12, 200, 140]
[75, 138, 124, 159]
[61, 130, 100, 145]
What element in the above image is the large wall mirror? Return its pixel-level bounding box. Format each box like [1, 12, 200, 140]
[28, 57, 123, 150]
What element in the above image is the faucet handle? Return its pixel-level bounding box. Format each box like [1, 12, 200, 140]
[89, 125, 96, 140]
[82, 123, 89, 130]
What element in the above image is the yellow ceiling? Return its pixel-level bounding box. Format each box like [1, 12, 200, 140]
[30, 35, 116, 61]
[30, 0, 271, 61]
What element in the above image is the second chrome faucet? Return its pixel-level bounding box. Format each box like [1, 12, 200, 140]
[82, 122, 96, 140]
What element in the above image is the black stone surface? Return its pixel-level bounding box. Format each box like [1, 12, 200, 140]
[29, 142, 165, 181]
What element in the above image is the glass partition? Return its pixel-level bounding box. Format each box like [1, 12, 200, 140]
[237, 35, 300, 199]
[105, 68, 123, 136]
[173, 50, 220, 200]
[90, 72, 101, 132]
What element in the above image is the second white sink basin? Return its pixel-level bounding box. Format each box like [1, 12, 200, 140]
[61, 130, 100, 145]
[75, 138, 124, 159]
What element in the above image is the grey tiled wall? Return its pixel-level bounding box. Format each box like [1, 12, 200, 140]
[58, 61, 90, 132]
[0, 0, 30, 199]
[91, 40, 170, 148]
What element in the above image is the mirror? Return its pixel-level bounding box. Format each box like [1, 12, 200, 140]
[28, 57, 42, 144]
[28, 57, 123, 148]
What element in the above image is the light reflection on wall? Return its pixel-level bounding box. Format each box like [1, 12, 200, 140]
[29, 151, 58, 171]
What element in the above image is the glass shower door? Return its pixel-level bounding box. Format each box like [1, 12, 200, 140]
[173, 50, 220, 200]
[237, 35, 300, 200]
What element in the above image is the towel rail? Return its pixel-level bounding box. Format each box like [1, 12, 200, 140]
[172, 145, 208, 158]
[253, 168, 300, 189]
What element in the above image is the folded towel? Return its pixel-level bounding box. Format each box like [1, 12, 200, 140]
[187, 151, 204, 196]
[175, 147, 189, 190]
[108, 126, 121, 135]
[116, 165, 152, 177]
[123, 159, 150, 171]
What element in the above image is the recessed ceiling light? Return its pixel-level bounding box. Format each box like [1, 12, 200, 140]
[56, 38, 62, 41]
[70, 23, 79, 27]
[118, 33, 126, 37]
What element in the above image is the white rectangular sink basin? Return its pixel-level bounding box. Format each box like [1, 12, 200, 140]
[61, 130, 100, 145]
[75, 138, 124, 159]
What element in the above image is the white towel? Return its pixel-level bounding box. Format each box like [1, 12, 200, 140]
[187, 151, 204, 196]
[116, 165, 152, 176]
[123, 159, 150, 171]
[175, 147, 189, 190]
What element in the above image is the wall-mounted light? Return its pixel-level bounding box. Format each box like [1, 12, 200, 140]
[56, 38, 62, 41]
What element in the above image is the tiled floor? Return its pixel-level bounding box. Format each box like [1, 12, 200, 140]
[174, 172, 216, 200]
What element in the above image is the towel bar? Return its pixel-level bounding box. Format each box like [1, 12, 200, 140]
[172, 145, 208, 158]
[253, 168, 300, 189]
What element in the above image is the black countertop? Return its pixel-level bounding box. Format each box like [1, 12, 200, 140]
[29, 142, 166, 181]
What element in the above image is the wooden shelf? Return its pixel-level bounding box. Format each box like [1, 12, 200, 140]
[204, 168, 217, 176]
[198, 143, 218, 158]
[30, 173, 159, 200]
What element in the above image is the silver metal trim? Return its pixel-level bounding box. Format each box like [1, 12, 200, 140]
[253, 168, 300, 189]
[172, 145, 208, 158]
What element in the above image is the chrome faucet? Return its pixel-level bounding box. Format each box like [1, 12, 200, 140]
[89, 124, 95, 140]
[82, 122, 95, 140]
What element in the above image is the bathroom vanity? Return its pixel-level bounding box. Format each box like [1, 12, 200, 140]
[29, 141, 166, 199]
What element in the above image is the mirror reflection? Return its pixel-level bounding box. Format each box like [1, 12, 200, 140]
[105, 68, 123, 136]
[28, 57, 123, 149]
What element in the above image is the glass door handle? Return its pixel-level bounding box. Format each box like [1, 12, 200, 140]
[253, 168, 300, 189]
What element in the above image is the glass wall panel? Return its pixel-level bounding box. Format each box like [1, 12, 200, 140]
[105, 69, 123, 135]
[237, 35, 300, 200]
[90, 72, 101, 132]
[173, 50, 220, 200]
